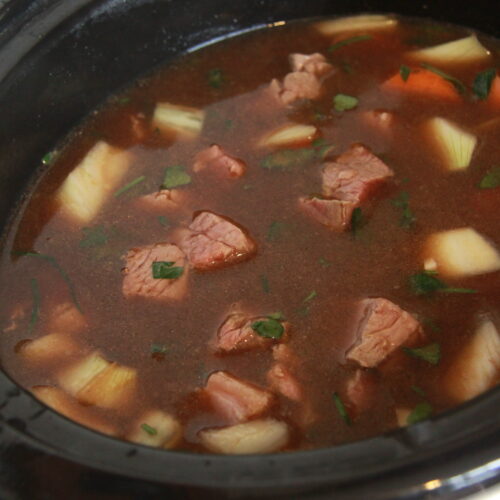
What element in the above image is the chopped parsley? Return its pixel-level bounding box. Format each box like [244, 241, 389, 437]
[117, 96, 131, 105]
[411, 385, 426, 397]
[328, 34, 372, 53]
[208, 68, 224, 89]
[333, 94, 359, 112]
[267, 221, 287, 242]
[391, 192, 416, 228]
[267, 312, 285, 321]
[399, 64, 412, 82]
[473, 68, 496, 100]
[351, 207, 364, 237]
[150, 343, 168, 356]
[403, 342, 441, 365]
[303, 290, 317, 303]
[409, 270, 477, 296]
[260, 274, 270, 294]
[319, 257, 332, 268]
[114, 175, 146, 198]
[419, 63, 466, 94]
[41, 152, 53, 165]
[79, 225, 108, 249]
[332, 392, 351, 425]
[28, 278, 41, 334]
[162, 165, 191, 189]
[141, 423, 158, 436]
[251, 318, 284, 339]
[158, 215, 170, 227]
[478, 165, 500, 189]
[407, 402, 433, 425]
[152, 261, 184, 279]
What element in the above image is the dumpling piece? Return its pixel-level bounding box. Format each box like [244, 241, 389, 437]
[56, 141, 131, 224]
[127, 410, 182, 448]
[152, 102, 205, 138]
[315, 15, 397, 35]
[424, 228, 500, 278]
[443, 320, 500, 402]
[199, 419, 289, 454]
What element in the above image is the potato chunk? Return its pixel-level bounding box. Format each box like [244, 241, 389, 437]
[56, 141, 131, 224]
[127, 410, 182, 448]
[58, 351, 110, 395]
[443, 321, 500, 402]
[424, 228, 500, 278]
[153, 102, 205, 138]
[18, 332, 80, 363]
[409, 35, 490, 64]
[199, 418, 289, 455]
[315, 15, 397, 35]
[426, 117, 477, 171]
[259, 124, 317, 148]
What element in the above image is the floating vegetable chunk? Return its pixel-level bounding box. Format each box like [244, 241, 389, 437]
[259, 124, 317, 148]
[58, 351, 110, 395]
[408, 35, 490, 64]
[127, 410, 182, 448]
[152, 102, 205, 138]
[424, 228, 500, 278]
[426, 117, 477, 170]
[199, 419, 289, 454]
[18, 332, 80, 363]
[56, 141, 131, 224]
[443, 321, 500, 402]
[315, 15, 397, 35]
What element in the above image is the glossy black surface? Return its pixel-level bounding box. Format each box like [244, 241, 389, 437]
[0, 1, 498, 498]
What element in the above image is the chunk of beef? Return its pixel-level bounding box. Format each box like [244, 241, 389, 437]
[270, 72, 322, 106]
[289, 53, 333, 76]
[345, 369, 378, 417]
[322, 144, 394, 201]
[267, 363, 303, 402]
[135, 189, 189, 214]
[215, 312, 287, 353]
[193, 144, 246, 179]
[204, 371, 274, 423]
[346, 298, 422, 368]
[122, 243, 188, 301]
[299, 196, 356, 231]
[180, 212, 256, 270]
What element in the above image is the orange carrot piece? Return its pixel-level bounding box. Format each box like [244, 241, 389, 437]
[486, 75, 500, 108]
[382, 68, 461, 101]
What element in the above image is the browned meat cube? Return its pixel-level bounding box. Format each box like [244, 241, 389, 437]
[299, 196, 356, 231]
[289, 53, 333, 76]
[347, 298, 422, 367]
[267, 363, 303, 403]
[122, 243, 188, 301]
[135, 189, 189, 214]
[193, 144, 246, 178]
[270, 72, 322, 106]
[345, 369, 378, 416]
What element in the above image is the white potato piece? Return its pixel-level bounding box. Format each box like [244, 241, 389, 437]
[58, 351, 110, 396]
[315, 15, 397, 35]
[259, 124, 317, 148]
[443, 321, 500, 402]
[199, 419, 289, 455]
[77, 363, 137, 409]
[395, 407, 411, 427]
[32, 385, 116, 436]
[19, 332, 80, 363]
[127, 410, 182, 448]
[408, 35, 490, 64]
[426, 117, 477, 171]
[424, 228, 500, 278]
[153, 102, 205, 138]
[56, 141, 131, 224]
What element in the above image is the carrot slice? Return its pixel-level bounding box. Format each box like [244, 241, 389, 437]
[382, 68, 461, 101]
[486, 75, 500, 108]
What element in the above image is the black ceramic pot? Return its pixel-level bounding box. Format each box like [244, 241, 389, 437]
[0, 1, 498, 498]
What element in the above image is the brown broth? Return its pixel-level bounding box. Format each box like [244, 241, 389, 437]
[0, 15, 499, 452]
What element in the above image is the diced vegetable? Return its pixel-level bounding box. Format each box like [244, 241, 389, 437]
[333, 94, 358, 112]
[473, 68, 496, 100]
[56, 141, 131, 224]
[479, 166, 500, 189]
[127, 410, 182, 448]
[18, 332, 80, 363]
[152, 102, 205, 137]
[315, 15, 397, 35]
[407, 402, 433, 424]
[78, 363, 137, 409]
[486, 75, 500, 108]
[443, 320, 500, 402]
[199, 419, 289, 454]
[58, 351, 110, 395]
[424, 227, 500, 278]
[425, 117, 477, 170]
[259, 124, 317, 148]
[408, 35, 490, 64]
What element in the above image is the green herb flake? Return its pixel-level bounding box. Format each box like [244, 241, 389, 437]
[403, 342, 441, 365]
[79, 225, 108, 249]
[150, 343, 168, 355]
[158, 215, 170, 227]
[267, 312, 285, 321]
[391, 192, 416, 229]
[411, 385, 426, 397]
[224, 118, 234, 130]
[420, 63, 466, 94]
[407, 402, 433, 425]
[152, 261, 184, 279]
[303, 290, 317, 303]
[251, 318, 285, 339]
[328, 34, 372, 53]
[267, 221, 287, 242]
[332, 392, 351, 425]
[261, 148, 316, 170]
[28, 278, 41, 334]
[319, 257, 332, 268]
[117, 96, 131, 105]
[114, 175, 146, 198]
[399, 64, 412, 82]
[41, 152, 53, 165]
[473, 68, 496, 100]
[261, 274, 270, 294]
[478, 165, 500, 189]
[333, 94, 359, 112]
[141, 423, 158, 436]
[341, 61, 354, 74]
[351, 207, 364, 237]
[208, 68, 224, 89]
[162, 165, 191, 189]
[409, 270, 477, 296]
